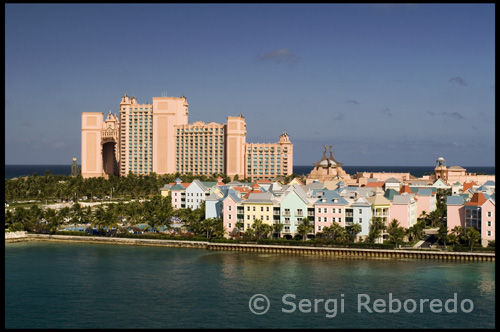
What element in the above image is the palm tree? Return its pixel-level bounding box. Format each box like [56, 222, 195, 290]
[211, 218, 226, 238]
[235, 221, 244, 235]
[464, 227, 481, 252]
[296, 217, 314, 241]
[436, 222, 449, 250]
[348, 223, 362, 242]
[366, 217, 386, 243]
[272, 222, 284, 239]
[251, 219, 266, 239]
[387, 219, 405, 247]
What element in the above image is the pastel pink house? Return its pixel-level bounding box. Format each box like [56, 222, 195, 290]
[415, 188, 436, 218]
[389, 194, 417, 229]
[314, 192, 348, 233]
[446, 195, 465, 231]
[464, 192, 495, 247]
[222, 190, 242, 236]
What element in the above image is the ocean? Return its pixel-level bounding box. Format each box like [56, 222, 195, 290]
[5, 242, 495, 329]
[4, 164, 495, 180]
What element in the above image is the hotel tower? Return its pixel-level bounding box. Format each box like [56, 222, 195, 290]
[81, 94, 293, 181]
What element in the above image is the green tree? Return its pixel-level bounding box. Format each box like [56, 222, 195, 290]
[272, 222, 284, 239]
[347, 223, 362, 242]
[366, 217, 386, 243]
[464, 227, 481, 252]
[436, 222, 449, 250]
[387, 219, 405, 247]
[296, 217, 314, 241]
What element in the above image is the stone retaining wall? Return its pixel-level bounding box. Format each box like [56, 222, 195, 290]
[5, 234, 495, 262]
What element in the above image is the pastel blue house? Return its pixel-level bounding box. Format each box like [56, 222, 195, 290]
[279, 184, 314, 238]
[350, 196, 372, 238]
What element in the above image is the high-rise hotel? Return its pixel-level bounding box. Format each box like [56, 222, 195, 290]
[81, 94, 293, 181]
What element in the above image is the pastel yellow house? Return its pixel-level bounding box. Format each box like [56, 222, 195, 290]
[241, 192, 276, 231]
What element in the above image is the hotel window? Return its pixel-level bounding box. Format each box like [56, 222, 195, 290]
[228, 223, 232, 228]
[228, 215, 232, 220]
[359, 218, 362, 223]
[487, 212, 492, 217]
[488, 231, 492, 236]
[323, 208, 327, 213]
[339, 218, 342, 223]
[487, 221, 491, 227]
[318, 226, 322, 231]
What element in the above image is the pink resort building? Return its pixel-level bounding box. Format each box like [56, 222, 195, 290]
[81, 94, 293, 181]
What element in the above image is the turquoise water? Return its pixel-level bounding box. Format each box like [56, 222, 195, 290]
[5, 242, 495, 329]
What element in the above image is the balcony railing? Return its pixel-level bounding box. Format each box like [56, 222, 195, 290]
[295, 212, 304, 217]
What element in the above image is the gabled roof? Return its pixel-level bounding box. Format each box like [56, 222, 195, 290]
[314, 191, 349, 205]
[243, 192, 275, 204]
[433, 178, 448, 187]
[187, 179, 208, 192]
[483, 180, 495, 186]
[400, 185, 412, 194]
[446, 195, 464, 206]
[222, 188, 242, 203]
[384, 177, 401, 184]
[170, 183, 187, 191]
[462, 182, 477, 192]
[383, 188, 399, 201]
[352, 196, 371, 206]
[159, 184, 172, 190]
[364, 181, 385, 188]
[417, 188, 432, 196]
[393, 194, 415, 205]
[365, 194, 391, 206]
[464, 192, 488, 206]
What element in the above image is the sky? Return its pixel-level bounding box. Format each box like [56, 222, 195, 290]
[5, 4, 495, 167]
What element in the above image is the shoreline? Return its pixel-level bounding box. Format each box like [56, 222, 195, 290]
[5, 233, 495, 262]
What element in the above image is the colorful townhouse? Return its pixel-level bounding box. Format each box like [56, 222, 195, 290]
[365, 188, 391, 243]
[220, 188, 243, 235]
[241, 192, 276, 232]
[313, 191, 349, 234]
[390, 194, 417, 229]
[463, 192, 495, 247]
[414, 188, 436, 219]
[279, 184, 315, 238]
[345, 196, 372, 241]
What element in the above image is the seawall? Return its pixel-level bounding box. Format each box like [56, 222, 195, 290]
[5, 233, 495, 262]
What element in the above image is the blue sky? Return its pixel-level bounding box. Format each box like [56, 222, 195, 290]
[5, 4, 495, 167]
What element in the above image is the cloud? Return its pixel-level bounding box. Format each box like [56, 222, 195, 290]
[345, 100, 359, 105]
[334, 112, 345, 121]
[439, 111, 465, 120]
[379, 107, 393, 117]
[448, 77, 468, 86]
[255, 48, 300, 67]
[427, 111, 435, 116]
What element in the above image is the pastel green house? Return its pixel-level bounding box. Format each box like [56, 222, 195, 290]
[279, 184, 315, 239]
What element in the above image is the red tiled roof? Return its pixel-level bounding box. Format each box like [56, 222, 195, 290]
[251, 183, 261, 188]
[169, 183, 190, 188]
[464, 192, 487, 206]
[463, 182, 477, 192]
[364, 182, 385, 188]
[399, 185, 412, 194]
[233, 187, 251, 193]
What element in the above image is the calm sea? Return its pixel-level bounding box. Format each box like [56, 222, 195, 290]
[5, 242, 495, 329]
[4, 164, 495, 180]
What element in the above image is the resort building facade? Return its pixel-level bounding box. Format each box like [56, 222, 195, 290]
[81, 94, 293, 181]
